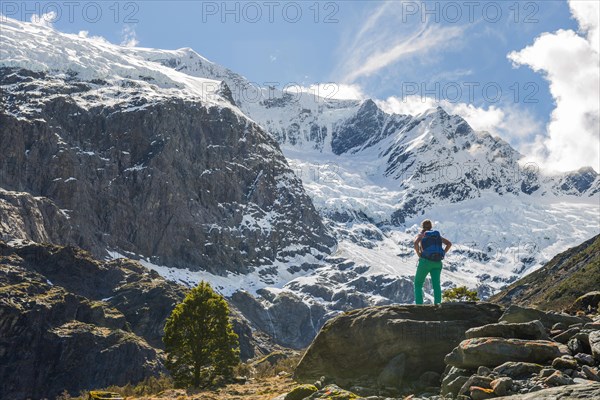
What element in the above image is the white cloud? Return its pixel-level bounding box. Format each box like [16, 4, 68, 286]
[506, 0, 599, 173]
[31, 11, 57, 28]
[337, 2, 466, 83]
[120, 25, 139, 47]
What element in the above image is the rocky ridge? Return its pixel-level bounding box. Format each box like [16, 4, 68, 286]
[0, 240, 278, 399]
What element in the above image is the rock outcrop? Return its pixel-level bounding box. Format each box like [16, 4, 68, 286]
[294, 302, 503, 387]
[0, 240, 276, 399]
[285, 302, 599, 399]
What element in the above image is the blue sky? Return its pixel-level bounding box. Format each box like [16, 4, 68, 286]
[4, 1, 599, 171]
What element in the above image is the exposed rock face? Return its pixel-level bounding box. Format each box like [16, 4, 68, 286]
[0, 67, 335, 275]
[0, 242, 166, 398]
[293, 303, 503, 386]
[330, 99, 410, 155]
[230, 290, 329, 349]
[0, 188, 73, 244]
[0, 241, 275, 398]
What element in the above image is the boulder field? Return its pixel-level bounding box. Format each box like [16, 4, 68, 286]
[290, 302, 600, 399]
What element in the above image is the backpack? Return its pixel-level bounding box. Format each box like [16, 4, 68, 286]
[421, 230, 445, 261]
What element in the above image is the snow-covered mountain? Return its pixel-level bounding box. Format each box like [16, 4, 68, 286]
[1, 17, 599, 348]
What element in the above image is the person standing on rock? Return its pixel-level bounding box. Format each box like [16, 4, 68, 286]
[413, 219, 452, 305]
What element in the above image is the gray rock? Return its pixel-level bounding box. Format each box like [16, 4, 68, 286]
[0, 242, 177, 399]
[551, 322, 567, 331]
[583, 322, 600, 330]
[441, 367, 471, 395]
[590, 330, 600, 361]
[552, 355, 578, 370]
[575, 352, 595, 366]
[491, 376, 513, 396]
[465, 320, 548, 340]
[570, 291, 600, 313]
[377, 353, 406, 388]
[493, 383, 600, 399]
[231, 290, 328, 349]
[469, 386, 495, 400]
[568, 337, 586, 354]
[499, 305, 588, 329]
[294, 303, 502, 386]
[445, 338, 570, 369]
[539, 368, 557, 378]
[458, 375, 493, 396]
[544, 370, 574, 386]
[442, 375, 470, 396]
[493, 362, 543, 378]
[417, 371, 441, 387]
[582, 365, 600, 382]
[552, 327, 580, 344]
[477, 366, 493, 376]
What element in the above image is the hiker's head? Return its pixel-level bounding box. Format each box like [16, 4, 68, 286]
[421, 219, 433, 231]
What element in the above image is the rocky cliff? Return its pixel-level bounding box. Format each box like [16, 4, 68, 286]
[1, 16, 335, 275]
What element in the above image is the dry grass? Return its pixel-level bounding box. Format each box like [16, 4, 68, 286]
[68, 353, 303, 400]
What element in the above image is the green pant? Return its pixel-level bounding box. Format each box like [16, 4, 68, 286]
[414, 258, 442, 305]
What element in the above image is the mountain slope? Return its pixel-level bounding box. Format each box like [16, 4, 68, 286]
[0, 240, 281, 399]
[1, 17, 599, 350]
[0, 18, 334, 275]
[489, 234, 600, 311]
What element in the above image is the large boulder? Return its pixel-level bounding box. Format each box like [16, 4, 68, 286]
[466, 320, 547, 340]
[499, 305, 589, 328]
[294, 302, 503, 387]
[445, 338, 570, 369]
[570, 291, 600, 313]
[495, 382, 600, 399]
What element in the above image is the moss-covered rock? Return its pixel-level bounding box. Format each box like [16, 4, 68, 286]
[311, 384, 360, 399]
[284, 384, 318, 400]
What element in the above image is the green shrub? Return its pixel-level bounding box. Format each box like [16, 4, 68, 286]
[163, 281, 240, 388]
[443, 286, 480, 302]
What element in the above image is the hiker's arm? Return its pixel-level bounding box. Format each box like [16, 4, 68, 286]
[414, 237, 422, 257]
[442, 238, 452, 253]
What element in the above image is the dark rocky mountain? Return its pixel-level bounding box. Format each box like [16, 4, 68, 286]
[490, 234, 600, 311]
[0, 240, 280, 399]
[0, 66, 334, 275]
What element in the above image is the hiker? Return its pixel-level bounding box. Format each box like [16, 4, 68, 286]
[413, 219, 451, 305]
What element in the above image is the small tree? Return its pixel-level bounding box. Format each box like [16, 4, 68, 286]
[443, 286, 480, 302]
[163, 281, 239, 388]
